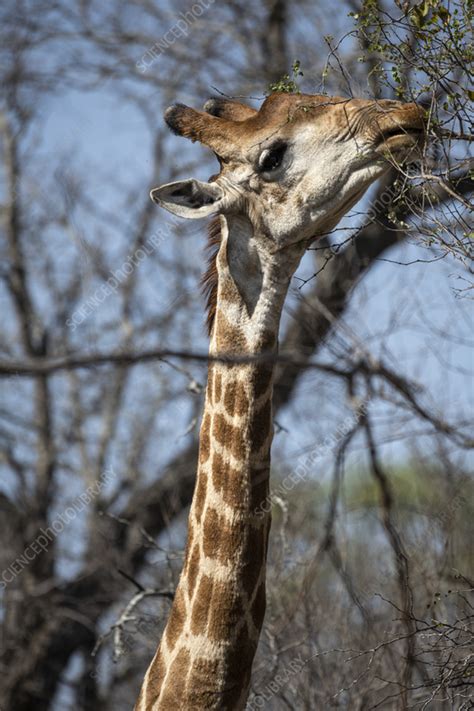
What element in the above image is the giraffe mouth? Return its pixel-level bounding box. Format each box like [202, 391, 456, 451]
[375, 126, 425, 155]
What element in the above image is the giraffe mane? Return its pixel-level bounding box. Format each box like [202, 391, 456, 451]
[201, 215, 221, 335]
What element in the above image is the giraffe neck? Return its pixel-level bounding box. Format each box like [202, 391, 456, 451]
[135, 215, 303, 710]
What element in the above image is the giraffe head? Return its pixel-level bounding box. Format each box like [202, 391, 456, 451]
[151, 93, 425, 339]
[151, 92, 425, 249]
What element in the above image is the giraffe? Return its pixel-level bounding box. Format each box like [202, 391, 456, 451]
[134, 91, 424, 710]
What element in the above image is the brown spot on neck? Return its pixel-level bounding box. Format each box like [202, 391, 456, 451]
[187, 544, 200, 598]
[223, 379, 249, 418]
[190, 574, 213, 635]
[212, 413, 247, 461]
[156, 648, 190, 708]
[213, 371, 222, 402]
[199, 413, 211, 465]
[249, 398, 272, 453]
[193, 472, 207, 524]
[214, 310, 249, 353]
[165, 588, 186, 650]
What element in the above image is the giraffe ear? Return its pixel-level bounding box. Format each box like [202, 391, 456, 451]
[150, 179, 224, 219]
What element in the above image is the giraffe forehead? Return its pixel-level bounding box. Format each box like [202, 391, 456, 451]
[167, 92, 423, 165]
[243, 94, 360, 137]
[167, 93, 360, 159]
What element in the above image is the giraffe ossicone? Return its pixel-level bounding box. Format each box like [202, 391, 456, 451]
[135, 91, 425, 710]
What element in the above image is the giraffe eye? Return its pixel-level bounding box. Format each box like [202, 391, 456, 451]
[258, 143, 287, 173]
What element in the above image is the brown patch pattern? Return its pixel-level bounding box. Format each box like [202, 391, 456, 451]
[214, 312, 248, 352]
[253, 364, 274, 399]
[185, 656, 221, 707]
[193, 473, 207, 524]
[144, 648, 166, 692]
[212, 413, 247, 461]
[206, 365, 214, 405]
[212, 452, 260, 512]
[249, 398, 272, 452]
[165, 588, 186, 651]
[207, 581, 245, 642]
[187, 662, 249, 710]
[201, 506, 221, 560]
[259, 328, 276, 351]
[158, 648, 190, 707]
[199, 413, 211, 464]
[211, 452, 224, 494]
[223, 379, 249, 418]
[220, 459, 246, 510]
[187, 543, 201, 599]
[214, 372, 222, 403]
[185, 521, 194, 555]
[190, 575, 213, 635]
[202, 505, 244, 566]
